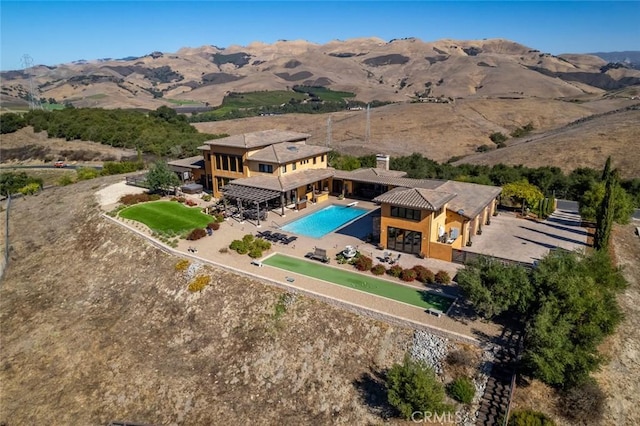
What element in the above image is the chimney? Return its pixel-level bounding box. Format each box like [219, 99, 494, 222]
[376, 154, 390, 171]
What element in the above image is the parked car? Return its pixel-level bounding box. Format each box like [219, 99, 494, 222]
[54, 161, 66, 168]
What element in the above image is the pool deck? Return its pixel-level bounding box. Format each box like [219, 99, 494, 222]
[106, 194, 502, 345]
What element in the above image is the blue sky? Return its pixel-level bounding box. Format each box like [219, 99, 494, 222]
[1, 1, 639, 71]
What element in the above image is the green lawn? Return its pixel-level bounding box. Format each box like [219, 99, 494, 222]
[119, 201, 211, 232]
[262, 254, 454, 311]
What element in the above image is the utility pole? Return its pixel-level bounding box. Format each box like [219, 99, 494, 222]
[21, 54, 43, 110]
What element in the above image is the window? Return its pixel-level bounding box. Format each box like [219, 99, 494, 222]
[214, 154, 243, 173]
[292, 162, 297, 171]
[259, 164, 273, 173]
[281, 165, 287, 174]
[313, 157, 317, 165]
[301, 159, 309, 165]
[387, 227, 422, 255]
[321, 155, 325, 162]
[390, 206, 421, 221]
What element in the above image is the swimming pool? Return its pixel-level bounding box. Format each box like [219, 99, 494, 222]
[281, 204, 369, 238]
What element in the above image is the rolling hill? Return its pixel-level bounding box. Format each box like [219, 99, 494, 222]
[2, 38, 639, 111]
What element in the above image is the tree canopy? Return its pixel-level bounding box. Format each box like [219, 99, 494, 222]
[501, 180, 544, 208]
[21, 107, 227, 157]
[456, 256, 533, 318]
[146, 161, 180, 194]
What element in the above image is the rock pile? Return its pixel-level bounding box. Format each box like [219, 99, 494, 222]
[409, 330, 449, 375]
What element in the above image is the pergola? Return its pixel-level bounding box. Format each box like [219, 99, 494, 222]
[221, 184, 282, 226]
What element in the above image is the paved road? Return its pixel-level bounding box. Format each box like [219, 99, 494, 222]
[0, 164, 102, 170]
[557, 199, 640, 221]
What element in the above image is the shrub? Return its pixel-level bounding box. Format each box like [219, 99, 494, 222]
[230, 234, 269, 257]
[76, 167, 99, 181]
[119, 193, 153, 205]
[219, 247, 229, 254]
[207, 222, 220, 230]
[476, 144, 492, 153]
[559, 380, 605, 425]
[101, 160, 144, 176]
[254, 238, 271, 251]
[354, 255, 373, 271]
[248, 247, 263, 259]
[185, 199, 197, 207]
[18, 182, 41, 195]
[202, 194, 212, 202]
[213, 213, 224, 223]
[387, 264, 403, 278]
[57, 174, 75, 186]
[186, 228, 207, 241]
[435, 270, 451, 284]
[188, 275, 211, 292]
[413, 265, 435, 284]
[446, 349, 475, 367]
[149, 194, 161, 201]
[229, 239, 246, 252]
[387, 356, 450, 419]
[176, 196, 186, 203]
[175, 259, 190, 271]
[489, 132, 508, 144]
[509, 409, 556, 426]
[447, 376, 475, 404]
[400, 268, 417, 282]
[371, 264, 386, 275]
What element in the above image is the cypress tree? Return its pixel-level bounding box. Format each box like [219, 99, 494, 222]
[594, 170, 617, 250]
[601, 156, 612, 181]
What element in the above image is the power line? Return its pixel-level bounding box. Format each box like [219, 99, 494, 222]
[21, 54, 43, 110]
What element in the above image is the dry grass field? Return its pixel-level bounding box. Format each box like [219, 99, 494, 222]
[458, 106, 640, 179]
[194, 97, 638, 175]
[0, 127, 134, 166]
[0, 178, 419, 425]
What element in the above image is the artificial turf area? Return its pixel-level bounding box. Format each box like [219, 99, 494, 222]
[262, 254, 454, 311]
[119, 201, 211, 232]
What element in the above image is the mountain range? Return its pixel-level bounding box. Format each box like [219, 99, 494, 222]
[1, 37, 639, 110]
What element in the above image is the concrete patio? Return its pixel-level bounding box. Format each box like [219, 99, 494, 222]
[464, 208, 589, 264]
[103, 190, 500, 344]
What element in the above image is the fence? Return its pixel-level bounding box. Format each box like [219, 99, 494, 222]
[452, 249, 533, 269]
[0, 195, 11, 281]
[125, 174, 149, 189]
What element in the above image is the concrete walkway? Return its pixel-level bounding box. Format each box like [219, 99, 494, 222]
[103, 192, 501, 344]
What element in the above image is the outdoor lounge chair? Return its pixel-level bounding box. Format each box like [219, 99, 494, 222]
[305, 247, 330, 263]
[389, 253, 401, 265]
[282, 235, 298, 245]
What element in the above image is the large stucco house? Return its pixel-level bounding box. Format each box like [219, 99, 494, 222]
[168, 129, 501, 262]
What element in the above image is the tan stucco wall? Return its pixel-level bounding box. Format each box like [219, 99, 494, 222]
[379, 204, 432, 257]
[430, 241, 452, 262]
[445, 210, 466, 249]
[430, 206, 447, 242]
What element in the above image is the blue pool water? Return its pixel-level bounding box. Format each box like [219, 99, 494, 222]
[281, 204, 369, 238]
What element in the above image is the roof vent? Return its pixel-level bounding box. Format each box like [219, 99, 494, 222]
[286, 146, 298, 151]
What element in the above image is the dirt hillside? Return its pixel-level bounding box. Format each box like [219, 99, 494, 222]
[0, 177, 413, 425]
